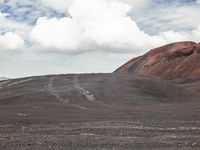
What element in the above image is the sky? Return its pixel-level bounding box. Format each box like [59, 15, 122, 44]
[0, 0, 200, 78]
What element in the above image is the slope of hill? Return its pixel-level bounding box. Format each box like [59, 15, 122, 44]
[115, 41, 200, 92]
[0, 73, 200, 149]
[115, 41, 200, 79]
[0, 74, 198, 106]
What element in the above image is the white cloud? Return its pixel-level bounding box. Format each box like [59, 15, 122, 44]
[31, 0, 197, 54]
[0, 12, 25, 50]
[2, 0, 199, 54]
[30, 17, 83, 53]
[0, 12, 31, 38]
[0, 32, 24, 50]
[159, 31, 189, 43]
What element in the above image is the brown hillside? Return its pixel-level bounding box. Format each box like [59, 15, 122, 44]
[115, 41, 200, 80]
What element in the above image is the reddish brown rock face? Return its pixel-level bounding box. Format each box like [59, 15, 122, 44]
[115, 41, 200, 80]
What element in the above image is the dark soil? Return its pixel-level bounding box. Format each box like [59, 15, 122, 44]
[0, 74, 200, 149]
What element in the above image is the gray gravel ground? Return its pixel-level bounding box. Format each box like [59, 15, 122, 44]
[0, 74, 200, 149]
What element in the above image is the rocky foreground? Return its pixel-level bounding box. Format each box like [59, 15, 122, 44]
[0, 73, 200, 149]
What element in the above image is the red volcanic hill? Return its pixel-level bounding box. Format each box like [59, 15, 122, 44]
[115, 41, 200, 80]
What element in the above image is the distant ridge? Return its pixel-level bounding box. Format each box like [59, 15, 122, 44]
[0, 77, 9, 81]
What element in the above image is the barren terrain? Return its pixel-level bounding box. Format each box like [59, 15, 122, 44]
[0, 74, 200, 149]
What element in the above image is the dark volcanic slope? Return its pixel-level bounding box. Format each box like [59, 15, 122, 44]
[0, 74, 200, 149]
[0, 74, 198, 106]
[115, 41, 200, 80]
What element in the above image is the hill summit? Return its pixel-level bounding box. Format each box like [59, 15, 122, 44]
[115, 41, 200, 80]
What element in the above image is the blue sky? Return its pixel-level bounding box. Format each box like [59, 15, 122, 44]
[0, 0, 200, 78]
[0, 0, 65, 25]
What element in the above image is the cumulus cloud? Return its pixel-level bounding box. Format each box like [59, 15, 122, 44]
[2, 0, 200, 54]
[0, 32, 24, 50]
[0, 12, 31, 38]
[0, 12, 25, 50]
[30, 17, 83, 53]
[31, 0, 198, 54]
[30, 0, 146, 53]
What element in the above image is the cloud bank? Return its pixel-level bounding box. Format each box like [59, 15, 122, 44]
[1, 0, 200, 54]
[29, 0, 200, 55]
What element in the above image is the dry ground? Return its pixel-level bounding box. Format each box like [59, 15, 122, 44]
[0, 74, 200, 149]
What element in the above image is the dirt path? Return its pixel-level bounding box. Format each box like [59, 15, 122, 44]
[73, 75, 96, 102]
